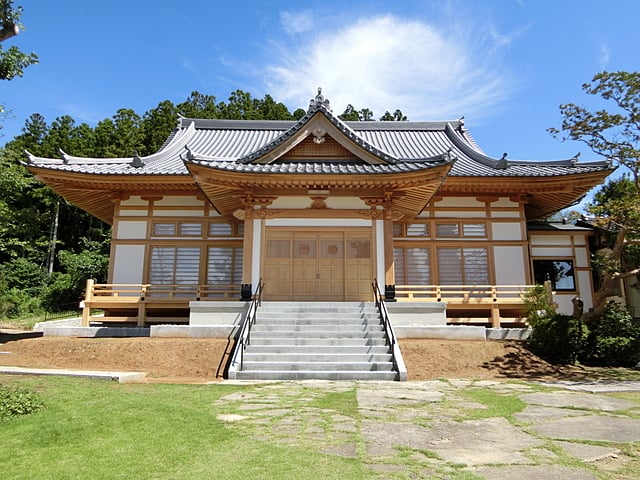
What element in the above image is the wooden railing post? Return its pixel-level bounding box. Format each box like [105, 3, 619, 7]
[81, 279, 94, 326]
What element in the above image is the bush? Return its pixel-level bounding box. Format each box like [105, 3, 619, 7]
[0, 384, 44, 420]
[528, 313, 585, 365]
[0, 287, 43, 319]
[580, 302, 640, 367]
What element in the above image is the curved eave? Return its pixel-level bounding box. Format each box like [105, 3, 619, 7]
[26, 166, 198, 224]
[441, 169, 613, 219]
[186, 161, 452, 217]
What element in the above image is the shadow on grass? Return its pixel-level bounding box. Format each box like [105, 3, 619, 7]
[481, 341, 640, 382]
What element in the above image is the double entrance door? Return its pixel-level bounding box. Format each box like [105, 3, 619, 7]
[263, 228, 373, 301]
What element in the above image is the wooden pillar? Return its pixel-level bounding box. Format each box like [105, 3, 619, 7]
[383, 217, 395, 288]
[81, 279, 94, 327]
[241, 212, 254, 285]
[491, 305, 501, 328]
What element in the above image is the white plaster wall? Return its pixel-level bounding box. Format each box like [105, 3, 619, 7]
[433, 211, 486, 218]
[490, 198, 519, 208]
[573, 235, 586, 246]
[326, 197, 368, 209]
[269, 196, 310, 209]
[530, 235, 572, 246]
[153, 196, 204, 207]
[554, 294, 574, 315]
[265, 218, 371, 227]
[435, 197, 484, 208]
[120, 196, 148, 206]
[491, 222, 523, 241]
[268, 196, 368, 209]
[574, 247, 589, 268]
[493, 246, 527, 284]
[112, 245, 145, 284]
[577, 270, 594, 309]
[115, 220, 147, 240]
[118, 210, 147, 217]
[491, 211, 521, 218]
[531, 247, 573, 257]
[153, 210, 205, 217]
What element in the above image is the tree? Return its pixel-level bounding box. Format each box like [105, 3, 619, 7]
[1, 1, 38, 129]
[0, 1, 37, 79]
[549, 71, 640, 317]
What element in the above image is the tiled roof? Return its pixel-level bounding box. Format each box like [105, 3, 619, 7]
[25, 91, 612, 179]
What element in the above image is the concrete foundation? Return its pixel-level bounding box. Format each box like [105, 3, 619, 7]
[188, 301, 248, 326]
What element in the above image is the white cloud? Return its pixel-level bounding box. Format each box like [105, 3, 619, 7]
[280, 10, 314, 35]
[599, 42, 611, 68]
[262, 14, 518, 121]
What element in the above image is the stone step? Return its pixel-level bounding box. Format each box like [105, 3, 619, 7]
[244, 345, 391, 354]
[249, 330, 387, 340]
[258, 301, 374, 310]
[254, 318, 382, 327]
[240, 361, 395, 372]
[247, 337, 389, 346]
[251, 324, 385, 333]
[242, 353, 393, 363]
[234, 370, 399, 381]
[257, 313, 381, 321]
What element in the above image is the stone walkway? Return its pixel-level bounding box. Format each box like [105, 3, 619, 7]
[216, 379, 640, 479]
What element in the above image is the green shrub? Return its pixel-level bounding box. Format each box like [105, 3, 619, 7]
[528, 313, 585, 364]
[0, 384, 44, 420]
[0, 287, 43, 319]
[580, 302, 640, 367]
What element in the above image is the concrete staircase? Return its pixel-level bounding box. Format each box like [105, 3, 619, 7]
[232, 302, 402, 381]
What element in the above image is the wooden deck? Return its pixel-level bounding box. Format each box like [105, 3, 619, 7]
[81, 280, 242, 326]
[82, 281, 533, 328]
[394, 285, 534, 327]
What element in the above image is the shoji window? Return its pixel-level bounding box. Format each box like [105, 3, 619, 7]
[437, 247, 489, 285]
[149, 247, 200, 284]
[207, 246, 243, 285]
[393, 247, 431, 284]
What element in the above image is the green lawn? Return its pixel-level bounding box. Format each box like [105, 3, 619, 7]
[0, 376, 369, 480]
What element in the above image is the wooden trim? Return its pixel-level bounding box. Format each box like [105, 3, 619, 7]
[242, 217, 254, 284]
[384, 218, 395, 286]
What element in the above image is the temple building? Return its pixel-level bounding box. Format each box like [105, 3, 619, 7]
[25, 90, 613, 328]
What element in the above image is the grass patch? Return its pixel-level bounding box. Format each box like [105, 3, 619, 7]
[0, 377, 369, 480]
[458, 388, 526, 422]
[307, 388, 359, 418]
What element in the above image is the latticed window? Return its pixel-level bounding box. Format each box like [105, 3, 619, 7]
[149, 247, 200, 284]
[437, 247, 488, 285]
[394, 247, 431, 284]
[207, 246, 243, 284]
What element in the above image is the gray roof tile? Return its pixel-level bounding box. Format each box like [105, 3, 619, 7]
[25, 103, 612, 179]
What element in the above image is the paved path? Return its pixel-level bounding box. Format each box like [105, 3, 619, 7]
[217, 379, 640, 479]
[3, 363, 639, 479]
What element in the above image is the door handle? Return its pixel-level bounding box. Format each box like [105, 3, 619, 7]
[316, 273, 320, 279]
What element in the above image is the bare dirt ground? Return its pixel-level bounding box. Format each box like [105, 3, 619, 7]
[0, 330, 637, 383]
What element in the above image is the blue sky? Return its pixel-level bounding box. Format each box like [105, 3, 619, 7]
[2, 0, 638, 164]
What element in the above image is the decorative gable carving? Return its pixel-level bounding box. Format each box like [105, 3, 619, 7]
[281, 135, 358, 161]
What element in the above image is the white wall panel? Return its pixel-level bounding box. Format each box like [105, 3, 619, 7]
[491, 222, 523, 241]
[493, 246, 526, 284]
[435, 197, 484, 208]
[531, 247, 573, 257]
[115, 221, 147, 239]
[112, 245, 145, 284]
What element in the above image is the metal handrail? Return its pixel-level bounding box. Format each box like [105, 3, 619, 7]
[372, 279, 396, 348]
[233, 279, 264, 370]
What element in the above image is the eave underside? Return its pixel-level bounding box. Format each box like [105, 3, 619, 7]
[28, 168, 198, 224]
[441, 171, 611, 219]
[188, 163, 451, 217]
